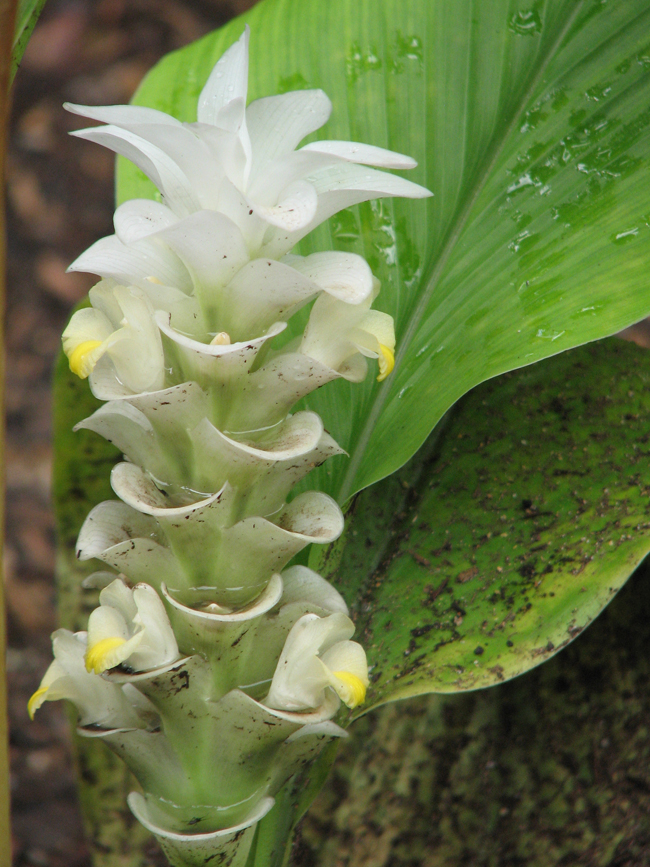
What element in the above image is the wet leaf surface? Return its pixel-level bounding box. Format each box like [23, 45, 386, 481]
[120, 0, 650, 503]
[312, 338, 650, 710]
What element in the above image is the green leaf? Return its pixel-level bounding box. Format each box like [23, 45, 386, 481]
[11, 0, 47, 81]
[117, 0, 650, 504]
[311, 338, 650, 711]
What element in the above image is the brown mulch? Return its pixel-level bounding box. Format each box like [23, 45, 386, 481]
[5, 2, 256, 864]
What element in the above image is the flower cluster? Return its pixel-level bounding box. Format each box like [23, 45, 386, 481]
[33, 27, 430, 866]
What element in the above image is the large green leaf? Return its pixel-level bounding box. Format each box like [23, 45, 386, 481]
[311, 338, 650, 712]
[117, 0, 650, 504]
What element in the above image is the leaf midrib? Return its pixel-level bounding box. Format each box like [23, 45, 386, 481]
[337, 0, 586, 504]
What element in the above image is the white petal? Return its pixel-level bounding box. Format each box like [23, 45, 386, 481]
[127, 382, 209, 442]
[198, 27, 250, 126]
[113, 200, 178, 245]
[247, 89, 332, 175]
[77, 500, 160, 561]
[156, 311, 285, 389]
[110, 461, 226, 518]
[62, 307, 113, 353]
[220, 258, 322, 339]
[320, 640, 368, 681]
[87, 604, 131, 645]
[354, 309, 395, 356]
[137, 281, 203, 336]
[188, 411, 324, 495]
[262, 163, 431, 257]
[75, 402, 169, 481]
[254, 180, 318, 232]
[301, 292, 371, 371]
[280, 566, 348, 615]
[276, 491, 344, 544]
[33, 629, 142, 728]
[302, 140, 417, 169]
[244, 431, 345, 518]
[129, 585, 179, 669]
[266, 612, 355, 710]
[103, 287, 165, 394]
[153, 209, 250, 299]
[287, 251, 373, 304]
[232, 351, 364, 432]
[118, 123, 228, 211]
[99, 578, 138, 623]
[247, 150, 334, 205]
[71, 125, 201, 217]
[309, 162, 431, 199]
[190, 122, 249, 195]
[65, 102, 183, 128]
[69, 234, 193, 292]
[76, 501, 180, 591]
[88, 279, 125, 324]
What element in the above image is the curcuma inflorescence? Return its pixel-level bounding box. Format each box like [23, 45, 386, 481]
[32, 28, 430, 867]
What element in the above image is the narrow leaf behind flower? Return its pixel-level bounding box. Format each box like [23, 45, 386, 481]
[11, 0, 47, 81]
[118, 0, 650, 504]
[312, 339, 650, 710]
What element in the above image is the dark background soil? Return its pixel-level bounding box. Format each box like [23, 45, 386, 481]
[5, 2, 257, 863]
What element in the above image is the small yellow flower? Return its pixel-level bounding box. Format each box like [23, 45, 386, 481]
[85, 636, 128, 675]
[28, 686, 49, 720]
[377, 344, 395, 382]
[68, 339, 104, 379]
[331, 670, 367, 708]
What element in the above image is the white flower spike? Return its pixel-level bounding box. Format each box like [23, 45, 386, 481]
[45, 23, 432, 858]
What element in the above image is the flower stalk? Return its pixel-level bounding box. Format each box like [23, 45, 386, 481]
[34, 26, 430, 866]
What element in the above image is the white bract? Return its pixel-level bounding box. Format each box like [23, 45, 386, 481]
[85, 579, 180, 675]
[265, 612, 369, 712]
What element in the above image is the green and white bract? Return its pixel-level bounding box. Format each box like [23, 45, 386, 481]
[36, 26, 431, 867]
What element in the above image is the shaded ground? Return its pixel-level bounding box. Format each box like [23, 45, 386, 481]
[5, 2, 255, 863]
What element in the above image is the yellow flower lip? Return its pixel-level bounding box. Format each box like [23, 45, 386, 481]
[377, 344, 395, 382]
[85, 636, 127, 675]
[68, 339, 103, 379]
[332, 670, 367, 708]
[27, 686, 49, 720]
